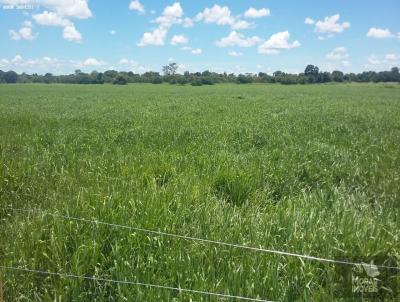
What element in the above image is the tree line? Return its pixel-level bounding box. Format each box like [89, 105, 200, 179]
[0, 64, 399, 85]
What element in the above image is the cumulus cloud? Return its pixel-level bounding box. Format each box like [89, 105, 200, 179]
[228, 51, 243, 57]
[304, 17, 315, 25]
[366, 28, 394, 39]
[181, 46, 202, 55]
[119, 58, 138, 66]
[367, 55, 380, 66]
[16, 0, 93, 42]
[82, 58, 103, 66]
[138, 2, 185, 47]
[216, 31, 262, 48]
[195, 4, 234, 25]
[385, 53, 400, 61]
[33, 11, 71, 27]
[154, 2, 183, 27]
[129, 0, 145, 14]
[191, 48, 202, 55]
[244, 7, 270, 19]
[182, 17, 194, 28]
[0, 54, 63, 73]
[137, 27, 167, 46]
[365, 53, 400, 69]
[314, 14, 350, 33]
[258, 31, 300, 54]
[63, 24, 82, 42]
[195, 4, 251, 30]
[231, 20, 252, 30]
[9, 21, 37, 40]
[170, 34, 188, 45]
[306, 14, 350, 39]
[43, 0, 91, 19]
[326, 47, 349, 60]
[326, 47, 351, 68]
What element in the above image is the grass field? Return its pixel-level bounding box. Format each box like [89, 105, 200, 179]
[0, 83, 399, 301]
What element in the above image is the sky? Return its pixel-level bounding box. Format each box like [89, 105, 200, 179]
[0, 0, 399, 75]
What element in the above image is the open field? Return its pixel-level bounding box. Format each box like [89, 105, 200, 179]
[0, 83, 400, 301]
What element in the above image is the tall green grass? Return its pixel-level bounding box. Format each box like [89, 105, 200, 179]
[0, 83, 399, 301]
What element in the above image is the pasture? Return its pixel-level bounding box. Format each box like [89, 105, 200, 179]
[0, 83, 399, 301]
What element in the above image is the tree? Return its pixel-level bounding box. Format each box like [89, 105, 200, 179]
[162, 62, 178, 76]
[331, 70, 344, 82]
[0, 70, 6, 83]
[304, 65, 319, 83]
[304, 65, 319, 76]
[113, 75, 127, 85]
[4, 70, 18, 83]
[237, 74, 253, 84]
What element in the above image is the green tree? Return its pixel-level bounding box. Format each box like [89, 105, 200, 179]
[162, 62, 178, 76]
[4, 70, 18, 83]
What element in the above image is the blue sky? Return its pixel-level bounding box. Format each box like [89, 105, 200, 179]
[1, 0, 399, 74]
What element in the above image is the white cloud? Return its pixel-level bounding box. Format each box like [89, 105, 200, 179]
[33, 11, 71, 27]
[216, 31, 262, 48]
[129, 0, 145, 14]
[12, 0, 93, 42]
[11, 0, 92, 19]
[22, 20, 32, 27]
[385, 53, 400, 61]
[191, 48, 202, 55]
[9, 22, 37, 40]
[154, 1, 183, 27]
[231, 20, 252, 30]
[308, 14, 350, 34]
[228, 51, 243, 57]
[367, 55, 380, 66]
[110, 30, 116, 35]
[183, 17, 194, 28]
[366, 28, 394, 39]
[170, 34, 188, 45]
[42, 0, 92, 19]
[138, 2, 184, 47]
[181, 46, 202, 55]
[137, 27, 167, 46]
[326, 47, 349, 60]
[195, 4, 250, 30]
[0, 54, 63, 73]
[83, 58, 102, 66]
[163, 2, 182, 18]
[119, 58, 138, 66]
[63, 24, 82, 42]
[326, 47, 351, 68]
[244, 7, 270, 19]
[365, 53, 400, 69]
[304, 17, 315, 25]
[258, 31, 300, 54]
[196, 4, 234, 26]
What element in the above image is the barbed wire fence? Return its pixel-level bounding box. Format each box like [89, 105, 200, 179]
[1, 206, 399, 301]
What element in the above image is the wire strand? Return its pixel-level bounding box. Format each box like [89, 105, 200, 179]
[0, 265, 273, 302]
[3, 207, 400, 271]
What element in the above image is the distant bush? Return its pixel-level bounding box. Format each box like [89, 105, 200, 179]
[190, 79, 203, 86]
[201, 77, 215, 85]
[113, 76, 127, 85]
[151, 77, 163, 84]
